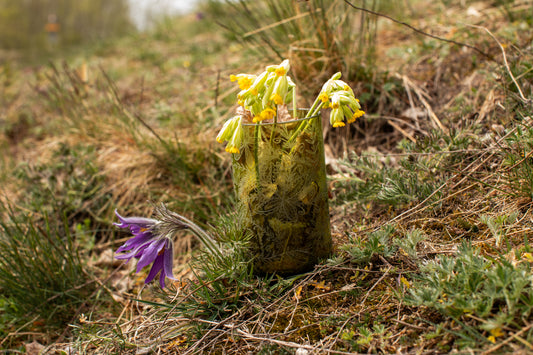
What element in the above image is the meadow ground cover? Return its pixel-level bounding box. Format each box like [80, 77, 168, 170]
[1, 0, 532, 353]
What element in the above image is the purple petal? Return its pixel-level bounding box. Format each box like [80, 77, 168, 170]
[159, 267, 166, 288]
[115, 242, 151, 261]
[136, 239, 166, 272]
[163, 240, 176, 281]
[115, 230, 156, 253]
[114, 210, 157, 230]
[145, 253, 164, 285]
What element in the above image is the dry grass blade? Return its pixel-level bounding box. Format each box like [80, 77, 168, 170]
[467, 23, 531, 105]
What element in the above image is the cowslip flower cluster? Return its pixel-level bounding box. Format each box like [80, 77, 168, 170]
[217, 59, 364, 154]
[315, 72, 365, 127]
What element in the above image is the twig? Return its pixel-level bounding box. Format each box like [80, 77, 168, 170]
[391, 318, 427, 331]
[401, 75, 447, 132]
[231, 328, 354, 355]
[387, 119, 416, 143]
[467, 24, 531, 105]
[342, 0, 494, 61]
[243, 10, 316, 38]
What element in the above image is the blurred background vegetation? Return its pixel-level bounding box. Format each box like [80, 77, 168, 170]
[0, 0, 134, 55]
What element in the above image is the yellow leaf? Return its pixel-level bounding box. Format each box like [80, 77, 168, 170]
[311, 280, 327, 290]
[294, 285, 303, 300]
[400, 276, 411, 289]
[490, 327, 504, 338]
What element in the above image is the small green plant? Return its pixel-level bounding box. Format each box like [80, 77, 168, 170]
[394, 229, 425, 259]
[405, 242, 533, 349]
[340, 322, 391, 352]
[178, 212, 254, 319]
[341, 224, 396, 264]
[479, 212, 517, 247]
[334, 127, 482, 209]
[334, 151, 443, 208]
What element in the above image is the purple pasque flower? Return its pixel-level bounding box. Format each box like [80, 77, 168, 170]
[114, 210, 176, 288]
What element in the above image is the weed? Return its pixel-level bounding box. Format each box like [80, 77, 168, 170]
[479, 212, 518, 247]
[394, 229, 426, 259]
[405, 242, 533, 349]
[341, 224, 396, 264]
[502, 120, 533, 199]
[333, 149, 444, 209]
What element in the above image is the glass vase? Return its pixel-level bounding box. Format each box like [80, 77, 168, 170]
[232, 109, 332, 275]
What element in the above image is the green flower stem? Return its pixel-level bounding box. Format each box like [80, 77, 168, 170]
[292, 88, 297, 120]
[270, 108, 278, 145]
[254, 124, 261, 191]
[288, 100, 325, 143]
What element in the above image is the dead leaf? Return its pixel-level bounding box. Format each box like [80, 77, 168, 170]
[25, 341, 44, 355]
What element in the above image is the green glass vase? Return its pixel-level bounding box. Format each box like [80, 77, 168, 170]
[232, 109, 332, 275]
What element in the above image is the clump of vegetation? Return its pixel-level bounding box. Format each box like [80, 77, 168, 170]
[406, 242, 533, 348]
[0, 205, 95, 348]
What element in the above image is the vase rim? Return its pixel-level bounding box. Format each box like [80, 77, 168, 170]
[241, 108, 320, 127]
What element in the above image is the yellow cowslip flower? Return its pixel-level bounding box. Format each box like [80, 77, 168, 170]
[318, 91, 329, 103]
[347, 109, 365, 124]
[269, 73, 289, 105]
[266, 59, 290, 74]
[330, 92, 341, 109]
[230, 74, 256, 90]
[225, 118, 243, 154]
[262, 107, 276, 120]
[253, 107, 276, 123]
[328, 91, 364, 127]
[270, 93, 284, 105]
[275, 66, 286, 76]
[216, 115, 240, 143]
[329, 102, 344, 127]
[352, 110, 365, 120]
[248, 71, 268, 94]
[320, 72, 342, 95]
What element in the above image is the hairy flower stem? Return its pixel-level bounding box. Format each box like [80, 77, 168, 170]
[153, 203, 223, 260]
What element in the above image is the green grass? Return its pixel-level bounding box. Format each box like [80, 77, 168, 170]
[0, 205, 95, 347]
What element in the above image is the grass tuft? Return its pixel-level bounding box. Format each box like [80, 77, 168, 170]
[0, 204, 95, 347]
